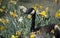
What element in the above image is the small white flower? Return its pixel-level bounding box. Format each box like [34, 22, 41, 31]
[52, 36, 55, 38]
[18, 17, 23, 22]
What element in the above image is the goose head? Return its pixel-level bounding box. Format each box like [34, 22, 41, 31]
[24, 8, 36, 15]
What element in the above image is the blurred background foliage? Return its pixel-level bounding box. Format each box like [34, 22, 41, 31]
[0, 0, 60, 38]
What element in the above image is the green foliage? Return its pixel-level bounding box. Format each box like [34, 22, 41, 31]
[0, 0, 60, 38]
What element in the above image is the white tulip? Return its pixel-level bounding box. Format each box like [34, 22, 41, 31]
[18, 17, 23, 22]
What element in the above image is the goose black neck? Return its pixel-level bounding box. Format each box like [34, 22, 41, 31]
[30, 12, 36, 32]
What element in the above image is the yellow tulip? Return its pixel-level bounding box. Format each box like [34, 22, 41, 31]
[55, 9, 60, 18]
[0, 25, 5, 31]
[59, 14, 60, 16]
[34, 7, 37, 11]
[10, 0, 17, 5]
[15, 36, 18, 38]
[54, 0, 58, 3]
[16, 31, 21, 36]
[55, 13, 59, 18]
[27, 14, 32, 19]
[40, 5, 43, 9]
[0, 18, 9, 23]
[0, 8, 3, 12]
[5, 19, 10, 23]
[34, 4, 38, 10]
[40, 11, 47, 17]
[30, 32, 35, 38]
[10, 11, 14, 16]
[13, 13, 17, 18]
[10, 0, 13, 3]
[11, 35, 16, 38]
[1, 18, 6, 24]
[58, 9, 60, 12]
[55, 13, 60, 18]
[10, 11, 17, 18]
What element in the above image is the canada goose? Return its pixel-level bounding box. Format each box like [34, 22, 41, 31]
[54, 25, 60, 38]
[19, 6, 60, 38]
[25, 8, 60, 38]
[0, 35, 4, 38]
[23, 7, 53, 32]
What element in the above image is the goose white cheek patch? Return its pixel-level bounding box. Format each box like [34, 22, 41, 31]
[54, 25, 60, 30]
[31, 10, 35, 14]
